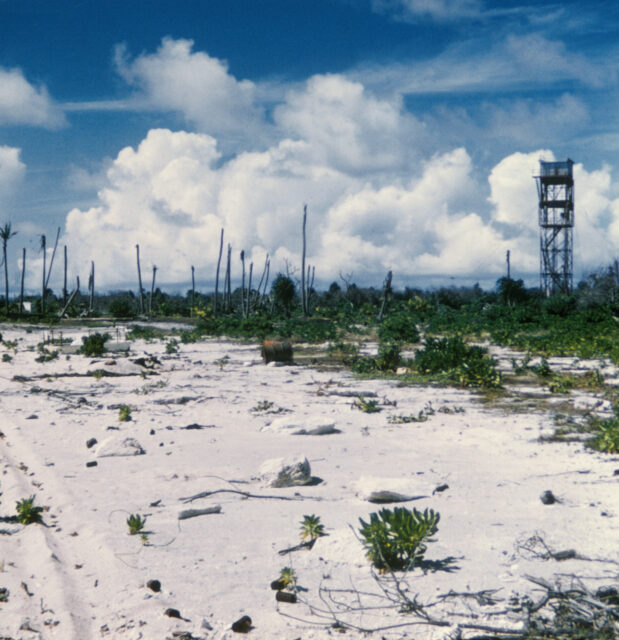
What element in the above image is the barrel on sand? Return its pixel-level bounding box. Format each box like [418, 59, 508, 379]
[262, 340, 293, 364]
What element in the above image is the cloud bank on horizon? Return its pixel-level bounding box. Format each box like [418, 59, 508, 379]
[1, 0, 618, 292]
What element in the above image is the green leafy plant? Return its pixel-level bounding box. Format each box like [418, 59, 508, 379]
[80, 332, 110, 357]
[533, 357, 552, 377]
[2, 353, 11, 362]
[127, 513, 146, 535]
[358, 507, 439, 571]
[353, 396, 382, 413]
[278, 566, 297, 589]
[165, 339, 179, 354]
[300, 514, 326, 542]
[35, 343, 59, 363]
[586, 413, 619, 454]
[252, 400, 274, 412]
[16, 495, 44, 525]
[118, 405, 132, 422]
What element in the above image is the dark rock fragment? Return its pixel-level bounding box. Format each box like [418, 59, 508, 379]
[146, 579, 161, 592]
[231, 615, 252, 633]
[540, 490, 557, 505]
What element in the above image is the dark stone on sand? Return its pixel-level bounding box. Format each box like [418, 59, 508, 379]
[270, 578, 286, 591]
[276, 591, 297, 603]
[86, 438, 97, 448]
[231, 615, 252, 633]
[540, 490, 557, 505]
[86, 461, 98, 468]
[147, 579, 161, 592]
[164, 607, 181, 618]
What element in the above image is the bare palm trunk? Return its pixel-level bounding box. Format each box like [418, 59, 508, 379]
[301, 205, 307, 315]
[149, 265, 157, 317]
[41, 235, 46, 316]
[214, 228, 224, 316]
[63, 245, 68, 305]
[136, 244, 144, 314]
[191, 265, 195, 314]
[19, 248, 25, 316]
[88, 261, 95, 314]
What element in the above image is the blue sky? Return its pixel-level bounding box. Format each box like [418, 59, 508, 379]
[1, 0, 618, 292]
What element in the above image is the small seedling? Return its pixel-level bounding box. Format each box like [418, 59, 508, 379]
[279, 566, 297, 589]
[118, 405, 132, 422]
[252, 400, 274, 412]
[300, 514, 325, 542]
[127, 513, 146, 535]
[353, 396, 382, 413]
[165, 339, 179, 354]
[16, 495, 44, 525]
[2, 353, 11, 363]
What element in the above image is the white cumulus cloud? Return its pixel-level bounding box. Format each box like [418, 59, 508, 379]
[0, 146, 26, 201]
[0, 67, 66, 128]
[114, 38, 264, 144]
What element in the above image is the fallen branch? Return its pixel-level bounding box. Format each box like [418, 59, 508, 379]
[179, 488, 321, 503]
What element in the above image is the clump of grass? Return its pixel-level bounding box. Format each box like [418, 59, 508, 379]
[118, 405, 132, 422]
[353, 396, 382, 413]
[300, 514, 326, 542]
[251, 400, 274, 412]
[127, 513, 146, 535]
[16, 495, 44, 525]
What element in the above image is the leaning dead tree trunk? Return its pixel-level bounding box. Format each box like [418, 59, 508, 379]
[19, 248, 25, 316]
[378, 270, 393, 321]
[44, 226, 61, 292]
[58, 286, 79, 319]
[255, 253, 269, 312]
[149, 265, 157, 317]
[135, 244, 144, 314]
[301, 204, 308, 316]
[214, 228, 224, 316]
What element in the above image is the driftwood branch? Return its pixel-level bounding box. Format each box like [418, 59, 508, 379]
[179, 488, 321, 504]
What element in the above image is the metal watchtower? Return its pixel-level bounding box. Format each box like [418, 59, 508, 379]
[535, 159, 574, 297]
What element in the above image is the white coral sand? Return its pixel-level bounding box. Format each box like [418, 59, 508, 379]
[0, 324, 616, 639]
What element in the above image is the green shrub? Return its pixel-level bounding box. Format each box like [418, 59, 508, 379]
[378, 313, 420, 344]
[126, 325, 165, 341]
[359, 507, 439, 571]
[80, 332, 110, 357]
[586, 414, 619, 453]
[414, 336, 501, 388]
[16, 495, 44, 525]
[375, 341, 402, 371]
[109, 298, 136, 319]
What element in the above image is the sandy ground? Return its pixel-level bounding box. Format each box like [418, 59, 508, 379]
[0, 324, 617, 640]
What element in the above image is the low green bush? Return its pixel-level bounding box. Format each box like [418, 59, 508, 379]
[587, 414, 619, 454]
[80, 332, 110, 357]
[414, 336, 501, 388]
[378, 313, 420, 344]
[359, 507, 439, 571]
